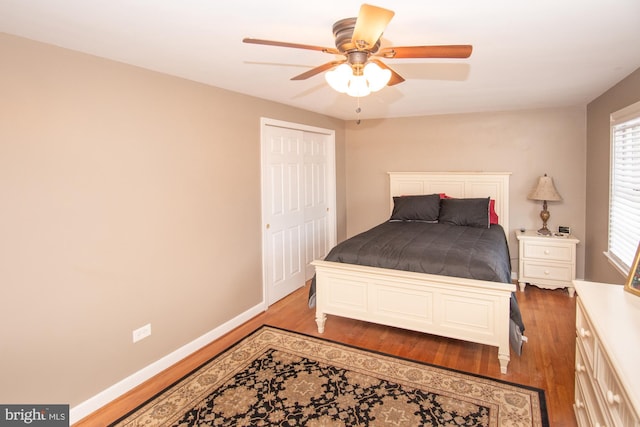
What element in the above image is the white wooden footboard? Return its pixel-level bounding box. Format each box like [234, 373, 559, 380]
[312, 260, 516, 374]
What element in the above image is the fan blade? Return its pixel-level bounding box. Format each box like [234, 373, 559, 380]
[378, 45, 472, 59]
[243, 38, 339, 54]
[369, 59, 405, 86]
[351, 4, 395, 50]
[291, 60, 346, 81]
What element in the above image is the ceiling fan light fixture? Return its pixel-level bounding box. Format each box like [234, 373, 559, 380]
[346, 74, 371, 97]
[363, 62, 391, 92]
[325, 63, 352, 93]
[325, 62, 391, 97]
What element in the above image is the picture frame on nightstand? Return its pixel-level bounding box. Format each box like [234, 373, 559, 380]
[624, 242, 640, 297]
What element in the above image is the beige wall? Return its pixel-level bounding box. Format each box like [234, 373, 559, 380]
[0, 33, 346, 406]
[344, 108, 587, 274]
[585, 68, 640, 283]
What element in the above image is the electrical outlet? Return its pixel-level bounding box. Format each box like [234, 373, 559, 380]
[132, 323, 151, 343]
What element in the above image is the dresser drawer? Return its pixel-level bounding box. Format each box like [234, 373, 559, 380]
[522, 240, 573, 262]
[575, 374, 609, 427]
[522, 261, 573, 282]
[576, 299, 596, 371]
[594, 342, 639, 427]
[575, 342, 592, 381]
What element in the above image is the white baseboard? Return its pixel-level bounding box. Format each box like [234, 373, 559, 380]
[70, 301, 266, 425]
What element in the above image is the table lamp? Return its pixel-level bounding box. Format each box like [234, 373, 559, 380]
[528, 174, 562, 235]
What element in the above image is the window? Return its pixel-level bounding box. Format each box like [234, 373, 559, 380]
[608, 100, 640, 275]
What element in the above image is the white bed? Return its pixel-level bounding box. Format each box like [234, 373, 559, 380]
[311, 172, 517, 374]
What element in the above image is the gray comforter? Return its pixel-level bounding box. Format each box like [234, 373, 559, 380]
[308, 221, 526, 352]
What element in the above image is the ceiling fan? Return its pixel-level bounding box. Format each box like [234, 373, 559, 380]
[243, 3, 472, 97]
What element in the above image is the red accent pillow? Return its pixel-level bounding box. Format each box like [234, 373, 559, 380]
[440, 193, 499, 224]
[489, 199, 499, 224]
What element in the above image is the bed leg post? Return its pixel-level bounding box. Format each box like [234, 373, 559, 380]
[315, 312, 326, 333]
[498, 349, 510, 374]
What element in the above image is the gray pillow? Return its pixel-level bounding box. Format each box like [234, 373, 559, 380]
[390, 194, 441, 222]
[439, 197, 490, 228]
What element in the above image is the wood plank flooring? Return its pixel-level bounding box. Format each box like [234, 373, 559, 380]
[75, 283, 577, 426]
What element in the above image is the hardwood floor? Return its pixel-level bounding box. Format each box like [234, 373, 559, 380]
[75, 283, 577, 426]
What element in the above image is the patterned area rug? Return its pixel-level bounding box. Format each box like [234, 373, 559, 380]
[111, 326, 548, 426]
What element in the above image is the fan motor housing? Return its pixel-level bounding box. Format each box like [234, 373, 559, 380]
[332, 17, 380, 54]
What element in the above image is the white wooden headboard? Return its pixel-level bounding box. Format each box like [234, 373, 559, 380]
[388, 172, 511, 234]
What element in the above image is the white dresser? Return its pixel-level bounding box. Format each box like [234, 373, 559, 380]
[574, 280, 640, 427]
[516, 230, 579, 296]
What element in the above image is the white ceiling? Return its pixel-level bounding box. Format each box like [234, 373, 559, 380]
[1, 0, 640, 121]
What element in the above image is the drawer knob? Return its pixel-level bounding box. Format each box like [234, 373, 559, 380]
[544, 249, 550, 255]
[607, 390, 621, 405]
[575, 362, 586, 373]
[575, 399, 584, 409]
[579, 328, 591, 338]
[544, 270, 550, 275]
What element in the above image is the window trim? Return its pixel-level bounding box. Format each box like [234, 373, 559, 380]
[606, 100, 640, 277]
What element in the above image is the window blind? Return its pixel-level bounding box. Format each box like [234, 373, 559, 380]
[609, 101, 640, 273]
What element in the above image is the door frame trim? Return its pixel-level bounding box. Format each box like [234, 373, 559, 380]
[260, 117, 337, 307]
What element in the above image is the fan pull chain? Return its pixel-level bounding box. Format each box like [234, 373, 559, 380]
[355, 97, 361, 125]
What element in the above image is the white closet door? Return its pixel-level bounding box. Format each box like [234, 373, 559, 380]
[303, 131, 331, 279]
[263, 125, 305, 305]
[261, 119, 336, 306]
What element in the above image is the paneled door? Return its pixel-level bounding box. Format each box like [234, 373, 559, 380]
[261, 119, 336, 305]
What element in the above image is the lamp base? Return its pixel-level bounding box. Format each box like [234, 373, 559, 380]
[537, 226, 552, 236]
[538, 201, 551, 236]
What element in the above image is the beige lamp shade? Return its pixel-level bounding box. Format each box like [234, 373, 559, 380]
[528, 174, 562, 202]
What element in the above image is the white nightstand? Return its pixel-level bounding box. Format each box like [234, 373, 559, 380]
[515, 230, 579, 297]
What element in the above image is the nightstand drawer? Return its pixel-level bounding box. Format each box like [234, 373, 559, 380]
[522, 241, 573, 262]
[522, 261, 572, 282]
